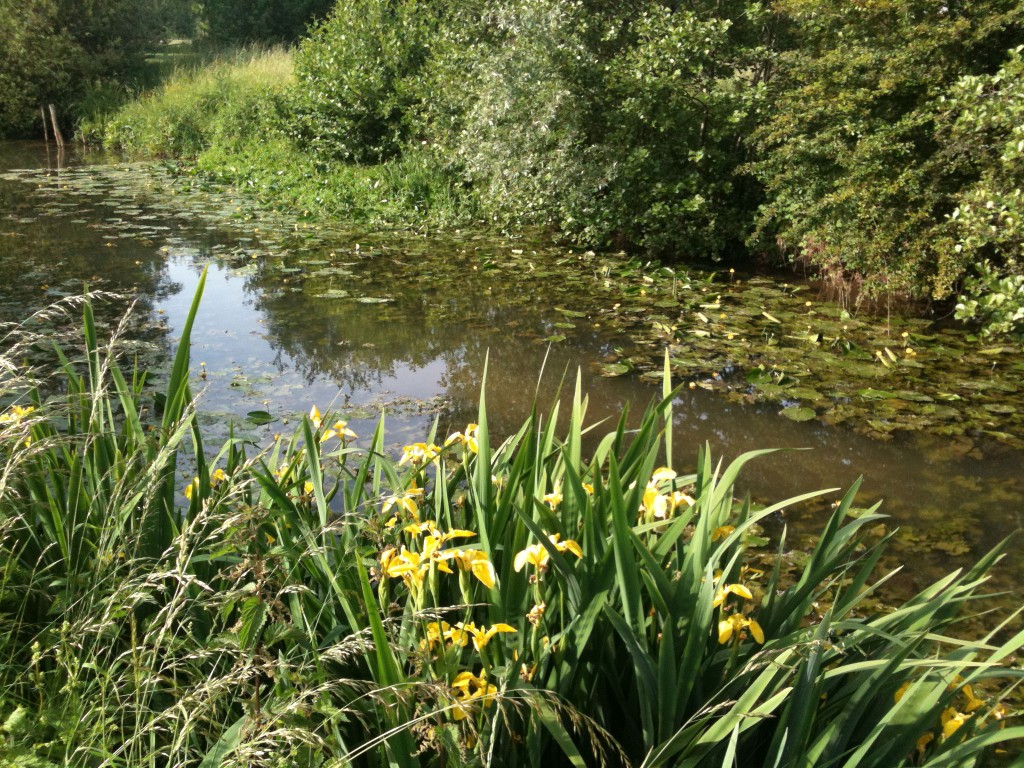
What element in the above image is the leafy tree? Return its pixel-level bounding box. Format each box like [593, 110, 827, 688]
[0, 0, 165, 138]
[0, 0, 80, 136]
[198, 0, 334, 45]
[750, 0, 1024, 298]
[415, 0, 774, 257]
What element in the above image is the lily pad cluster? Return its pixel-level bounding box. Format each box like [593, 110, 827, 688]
[588, 268, 1024, 450]
[3, 158, 1023, 455]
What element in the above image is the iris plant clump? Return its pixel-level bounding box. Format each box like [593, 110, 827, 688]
[0, 278, 1022, 767]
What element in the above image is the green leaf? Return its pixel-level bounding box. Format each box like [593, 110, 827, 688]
[238, 596, 267, 649]
[245, 410, 274, 425]
[781, 406, 816, 422]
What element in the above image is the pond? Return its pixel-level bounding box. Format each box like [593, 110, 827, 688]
[1, 141, 1022, 600]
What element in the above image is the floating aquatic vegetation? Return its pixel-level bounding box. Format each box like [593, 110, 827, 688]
[2, 158, 1022, 454]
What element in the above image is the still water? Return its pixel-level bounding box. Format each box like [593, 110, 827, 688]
[1, 141, 1021, 596]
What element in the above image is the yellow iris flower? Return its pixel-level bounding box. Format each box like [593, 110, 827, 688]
[542, 486, 563, 509]
[450, 671, 498, 721]
[309, 405, 323, 429]
[321, 420, 357, 443]
[514, 534, 583, 572]
[0, 404, 35, 425]
[941, 707, 969, 739]
[717, 612, 765, 644]
[447, 548, 498, 589]
[712, 582, 753, 607]
[421, 621, 452, 651]
[639, 466, 695, 521]
[445, 423, 480, 454]
[380, 546, 428, 589]
[711, 525, 736, 541]
[399, 442, 442, 466]
[381, 527, 492, 590]
[454, 621, 517, 651]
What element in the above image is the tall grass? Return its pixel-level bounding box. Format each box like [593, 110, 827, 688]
[100, 47, 295, 158]
[1, 284, 1022, 767]
[100, 48, 476, 228]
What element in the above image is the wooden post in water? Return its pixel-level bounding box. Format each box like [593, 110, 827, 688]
[47, 104, 65, 148]
[41, 106, 50, 143]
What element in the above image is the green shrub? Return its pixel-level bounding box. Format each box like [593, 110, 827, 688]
[750, 0, 1024, 298]
[287, 0, 442, 164]
[944, 46, 1024, 335]
[955, 260, 1024, 337]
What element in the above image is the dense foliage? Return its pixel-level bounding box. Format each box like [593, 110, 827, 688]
[1, 284, 1023, 767]
[95, 0, 1024, 334]
[750, 0, 1024, 300]
[285, 0, 774, 258]
[0, 0, 332, 138]
[0, 0, 162, 137]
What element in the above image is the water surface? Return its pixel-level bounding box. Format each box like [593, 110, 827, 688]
[2, 141, 1021, 597]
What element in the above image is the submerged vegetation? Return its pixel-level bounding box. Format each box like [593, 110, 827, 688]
[1, 281, 1022, 766]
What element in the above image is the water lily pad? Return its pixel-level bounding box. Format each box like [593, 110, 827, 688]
[781, 406, 816, 422]
[354, 297, 392, 304]
[787, 387, 825, 401]
[598, 362, 631, 377]
[245, 410, 274, 425]
[983, 404, 1018, 414]
[858, 388, 900, 400]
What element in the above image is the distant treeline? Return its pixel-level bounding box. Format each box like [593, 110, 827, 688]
[0, 0, 330, 137]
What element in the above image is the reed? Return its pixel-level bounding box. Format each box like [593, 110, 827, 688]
[0, 283, 1021, 767]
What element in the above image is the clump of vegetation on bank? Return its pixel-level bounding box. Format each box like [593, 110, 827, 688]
[100, 47, 294, 158]
[101, 46, 475, 227]
[1, 280, 1022, 766]
[96, 0, 1024, 336]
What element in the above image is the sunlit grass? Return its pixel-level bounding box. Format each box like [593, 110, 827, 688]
[101, 47, 294, 158]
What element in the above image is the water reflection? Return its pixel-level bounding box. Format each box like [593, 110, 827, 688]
[1, 141, 1021, 595]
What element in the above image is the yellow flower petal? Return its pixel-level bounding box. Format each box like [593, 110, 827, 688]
[471, 559, 497, 589]
[727, 583, 753, 600]
[559, 538, 583, 559]
[748, 618, 765, 644]
[651, 467, 677, 484]
[514, 549, 529, 572]
[718, 619, 734, 644]
[711, 525, 736, 541]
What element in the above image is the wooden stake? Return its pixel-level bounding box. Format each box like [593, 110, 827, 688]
[41, 106, 50, 143]
[48, 104, 65, 148]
